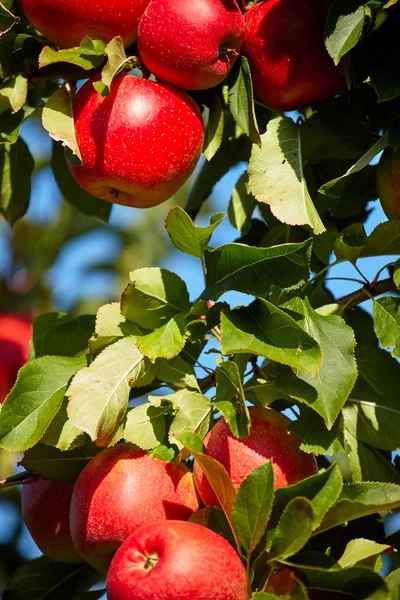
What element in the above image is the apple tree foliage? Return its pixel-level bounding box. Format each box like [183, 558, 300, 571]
[2, 0, 400, 598]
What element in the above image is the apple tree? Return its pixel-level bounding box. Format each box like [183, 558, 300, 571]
[1, 0, 400, 598]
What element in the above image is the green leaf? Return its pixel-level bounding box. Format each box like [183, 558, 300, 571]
[228, 55, 261, 146]
[0, 355, 86, 452]
[334, 223, 367, 263]
[42, 85, 82, 161]
[372, 297, 400, 358]
[231, 461, 274, 554]
[32, 313, 95, 358]
[268, 497, 315, 561]
[121, 267, 190, 329]
[338, 538, 391, 569]
[228, 172, 255, 234]
[165, 206, 225, 258]
[291, 408, 346, 455]
[0, 103, 35, 144]
[0, 74, 28, 113]
[213, 360, 250, 438]
[203, 239, 312, 300]
[51, 141, 111, 221]
[93, 36, 128, 95]
[220, 299, 322, 375]
[136, 313, 189, 361]
[67, 337, 155, 446]
[0, 137, 34, 224]
[283, 297, 357, 429]
[361, 220, 400, 257]
[39, 37, 106, 70]
[189, 506, 236, 549]
[123, 403, 169, 450]
[156, 355, 199, 391]
[325, 1, 366, 64]
[162, 390, 211, 447]
[386, 569, 400, 600]
[40, 399, 85, 451]
[89, 302, 141, 355]
[251, 594, 279, 600]
[203, 93, 224, 161]
[316, 481, 400, 534]
[249, 117, 325, 234]
[20, 441, 101, 481]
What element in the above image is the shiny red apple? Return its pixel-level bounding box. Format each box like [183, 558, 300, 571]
[194, 406, 318, 506]
[0, 313, 32, 403]
[67, 73, 204, 208]
[137, 0, 244, 90]
[21, 477, 83, 563]
[106, 520, 249, 600]
[20, 0, 150, 49]
[69, 443, 201, 574]
[241, 0, 345, 111]
[377, 147, 400, 220]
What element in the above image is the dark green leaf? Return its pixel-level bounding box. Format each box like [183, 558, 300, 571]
[213, 360, 250, 438]
[325, 0, 366, 64]
[228, 55, 261, 145]
[372, 297, 400, 358]
[268, 497, 315, 561]
[20, 441, 101, 481]
[32, 313, 95, 358]
[228, 172, 255, 234]
[0, 137, 34, 224]
[203, 93, 224, 160]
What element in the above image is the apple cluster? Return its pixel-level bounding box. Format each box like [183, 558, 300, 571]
[20, 0, 345, 210]
[21, 406, 318, 599]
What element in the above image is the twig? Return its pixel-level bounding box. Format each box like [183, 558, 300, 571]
[336, 277, 397, 309]
[0, 471, 32, 490]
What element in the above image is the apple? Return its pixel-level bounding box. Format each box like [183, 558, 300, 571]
[106, 520, 248, 600]
[241, 0, 345, 111]
[67, 73, 204, 208]
[69, 443, 201, 574]
[193, 406, 318, 506]
[21, 477, 83, 563]
[376, 147, 400, 220]
[20, 0, 150, 49]
[137, 0, 244, 90]
[0, 314, 32, 403]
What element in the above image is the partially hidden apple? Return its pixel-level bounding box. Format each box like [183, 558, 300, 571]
[137, 0, 244, 90]
[0, 313, 32, 403]
[241, 0, 345, 111]
[194, 406, 318, 506]
[21, 477, 83, 563]
[67, 73, 204, 208]
[376, 147, 400, 220]
[106, 520, 248, 600]
[69, 443, 201, 574]
[20, 0, 150, 49]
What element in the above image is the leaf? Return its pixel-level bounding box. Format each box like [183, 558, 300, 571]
[228, 55, 261, 145]
[165, 206, 225, 258]
[156, 356, 199, 391]
[386, 570, 400, 600]
[121, 267, 190, 329]
[249, 117, 325, 234]
[220, 299, 322, 375]
[136, 313, 189, 361]
[93, 36, 128, 95]
[20, 441, 101, 481]
[268, 497, 315, 561]
[338, 538, 391, 569]
[251, 594, 279, 600]
[316, 481, 400, 534]
[32, 313, 95, 358]
[203, 239, 312, 300]
[0, 1, 19, 36]
[67, 337, 155, 446]
[372, 297, 400, 358]
[228, 172, 255, 234]
[291, 408, 346, 455]
[189, 506, 236, 549]
[203, 93, 224, 160]
[0, 74, 28, 113]
[213, 360, 250, 438]
[325, 1, 366, 64]
[89, 302, 141, 355]
[361, 221, 400, 257]
[39, 37, 106, 70]
[40, 399, 85, 451]
[42, 85, 82, 161]
[0, 137, 34, 224]
[283, 297, 358, 429]
[0, 355, 86, 452]
[231, 461, 274, 553]
[164, 390, 211, 447]
[0, 103, 35, 144]
[123, 403, 169, 450]
[334, 223, 367, 264]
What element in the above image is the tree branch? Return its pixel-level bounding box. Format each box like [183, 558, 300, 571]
[336, 277, 397, 309]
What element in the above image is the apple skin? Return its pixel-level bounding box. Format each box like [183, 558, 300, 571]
[194, 406, 318, 506]
[67, 73, 204, 208]
[69, 443, 201, 575]
[20, 0, 150, 49]
[241, 0, 345, 111]
[137, 0, 244, 90]
[106, 520, 248, 600]
[21, 478, 83, 563]
[376, 147, 400, 220]
[0, 314, 32, 403]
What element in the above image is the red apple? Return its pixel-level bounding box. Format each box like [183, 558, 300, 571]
[20, 0, 150, 49]
[106, 520, 248, 600]
[137, 0, 244, 90]
[194, 406, 318, 506]
[67, 73, 204, 208]
[0, 314, 32, 403]
[21, 477, 83, 563]
[241, 0, 345, 111]
[376, 147, 400, 220]
[69, 443, 201, 574]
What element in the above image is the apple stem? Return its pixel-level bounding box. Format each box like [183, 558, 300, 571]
[0, 470, 33, 489]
